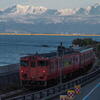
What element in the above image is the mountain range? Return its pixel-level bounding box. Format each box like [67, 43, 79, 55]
[0, 3, 100, 34]
[1, 3, 100, 16]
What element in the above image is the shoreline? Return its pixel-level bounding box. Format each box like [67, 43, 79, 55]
[0, 33, 100, 36]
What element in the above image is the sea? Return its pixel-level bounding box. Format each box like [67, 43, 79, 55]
[0, 35, 100, 66]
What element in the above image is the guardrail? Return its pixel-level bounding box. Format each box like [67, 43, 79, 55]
[0, 64, 19, 74]
[0, 64, 19, 89]
[0, 72, 20, 89]
[1, 68, 100, 100]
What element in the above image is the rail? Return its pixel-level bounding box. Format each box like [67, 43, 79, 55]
[1, 68, 100, 100]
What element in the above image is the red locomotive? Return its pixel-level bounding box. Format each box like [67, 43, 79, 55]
[19, 43, 95, 87]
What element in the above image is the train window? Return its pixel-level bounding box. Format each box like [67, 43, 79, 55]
[88, 53, 90, 58]
[90, 52, 92, 57]
[38, 60, 48, 66]
[85, 54, 86, 59]
[75, 57, 78, 62]
[72, 57, 76, 64]
[64, 58, 72, 67]
[81, 55, 83, 63]
[31, 62, 36, 67]
[69, 58, 73, 64]
[64, 61, 71, 67]
[20, 60, 29, 67]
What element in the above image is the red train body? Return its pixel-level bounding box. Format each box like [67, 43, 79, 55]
[20, 44, 95, 87]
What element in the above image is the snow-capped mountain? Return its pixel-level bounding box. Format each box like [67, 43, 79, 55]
[1, 3, 100, 16]
[0, 9, 3, 15]
[89, 3, 100, 15]
[58, 8, 77, 16]
[59, 3, 100, 16]
[3, 5, 48, 15]
[75, 3, 100, 15]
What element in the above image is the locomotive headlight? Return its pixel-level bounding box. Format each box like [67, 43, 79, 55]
[32, 76, 34, 79]
[21, 70, 24, 73]
[43, 70, 46, 73]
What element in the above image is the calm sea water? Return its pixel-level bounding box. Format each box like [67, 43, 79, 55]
[0, 35, 100, 66]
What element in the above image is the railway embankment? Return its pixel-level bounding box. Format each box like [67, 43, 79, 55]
[0, 64, 20, 93]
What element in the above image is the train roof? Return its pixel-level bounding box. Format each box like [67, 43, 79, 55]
[39, 47, 93, 57]
[38, 51, 76, 58]
[73, 47, 93, 53]
[37, 47, 93, 57]
[21, 51, 75, 59]
[21, 46, 93, 59]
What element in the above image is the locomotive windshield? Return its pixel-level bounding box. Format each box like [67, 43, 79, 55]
[31, 62, 36, 67]
[38, 60, 48, 66]
[20, 60, 29, 67]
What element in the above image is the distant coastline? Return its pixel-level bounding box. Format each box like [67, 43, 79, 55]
[0, 33, 100, 36]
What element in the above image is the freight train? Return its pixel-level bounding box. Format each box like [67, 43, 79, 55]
[19, 43, 95, 87]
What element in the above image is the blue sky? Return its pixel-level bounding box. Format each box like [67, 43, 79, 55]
[0, 0, 100, 9]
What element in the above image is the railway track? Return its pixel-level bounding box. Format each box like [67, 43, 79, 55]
[0, 88, 28, 100]
[88, 58, 100, 72]
[0, 86, 45, 100]
[0, 88, 36, 100]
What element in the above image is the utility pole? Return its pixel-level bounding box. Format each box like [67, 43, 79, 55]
[57, 42, 64, 84]
[61, 45, 64, 84]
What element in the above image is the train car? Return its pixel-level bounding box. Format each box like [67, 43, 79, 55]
[19, 43, 95, 87]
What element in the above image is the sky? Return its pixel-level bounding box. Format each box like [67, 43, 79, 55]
[0, 0, 100, 9]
